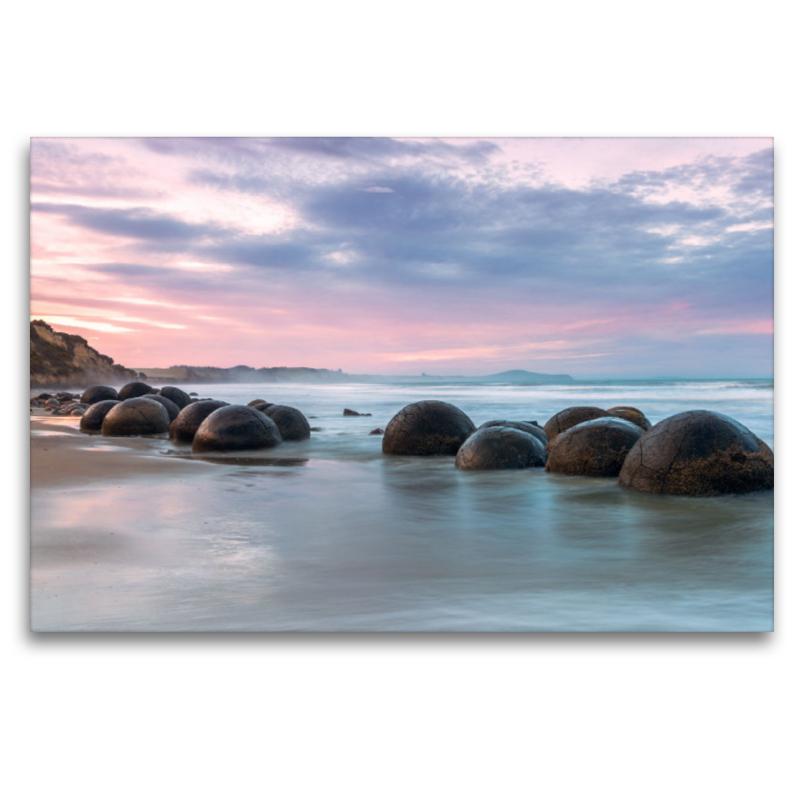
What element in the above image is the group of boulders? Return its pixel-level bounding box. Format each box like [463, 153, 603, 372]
[31, 382, 311, 454]
[381, 400, 774, 497]
[32, 386, 774, 496]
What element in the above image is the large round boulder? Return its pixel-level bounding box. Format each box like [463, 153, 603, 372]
[546, 417, 644, 477]
[618, 410, 774, 496]
[263, 405, 311, 441]
[383, 400, 476, 456]
[456, 426, 547, 470]
[478, 419, 548, 447]
[159, 386, 191, 409]
[118, 381, 155, 401]
[80, 399, 121, 432]
[80, 385, 118, 405]
[192, 405, 282, 453]
[607, 406, 652, 431]
[543, 406, 608, 441]
[145, 393, 181, 422]
[170, 400, 228, 443]
[101, 397, 170, 436]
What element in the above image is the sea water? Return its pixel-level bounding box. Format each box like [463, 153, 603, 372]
[30, 379, 774, 631]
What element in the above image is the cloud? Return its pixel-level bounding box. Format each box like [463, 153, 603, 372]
[29, 138, 774, 376]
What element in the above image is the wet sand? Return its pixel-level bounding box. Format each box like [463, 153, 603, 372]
[30, 416, 217, 488]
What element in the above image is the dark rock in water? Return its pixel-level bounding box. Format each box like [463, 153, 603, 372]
[369, 428, 385, 436]
[56, 392, 74, 401]
[118, 381, 155, 401]
[546, 418, 644, 478]
[159, 386, 191, 409]
[101, 397, 170, 436]
[264, 405, 311, 441]
[619, 410, 774, 496]
[145, 394, 181, 422]
[70, 409, 85, 416]
[543, 406, 608, 440]
[479, 419, 548, 447]
[309, 426, 323, 432]
[80, 385, 118, 405]
[383, 400, 476, 456]
[344, 408, 372, 417]
[607, 406, 652, 431]
[80, 399, 120, 432]
[253, 402, 274, 413]
[36, 393, 53, 400]
[170, 400, 229, 443]
[247, 399, 267, 407]
[192, 405, 282, 453]
[456, 426, 547, 470]
[189, 392, 198, 397]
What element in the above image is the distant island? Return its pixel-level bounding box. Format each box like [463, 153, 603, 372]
[30, 320, 574, 388]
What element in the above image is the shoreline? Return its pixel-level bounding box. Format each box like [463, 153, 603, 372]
[30, 418, 217, 490]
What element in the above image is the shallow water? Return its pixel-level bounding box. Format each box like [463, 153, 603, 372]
[31, 379, 774, 631]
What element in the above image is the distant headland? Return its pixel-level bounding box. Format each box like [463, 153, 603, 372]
[30, 320, 574, 388]
[132, 365, 575, 385]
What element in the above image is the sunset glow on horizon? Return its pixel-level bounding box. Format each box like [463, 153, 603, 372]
[30, 137, 773, 378]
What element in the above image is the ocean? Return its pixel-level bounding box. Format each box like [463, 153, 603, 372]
[30, 378, 774, 632]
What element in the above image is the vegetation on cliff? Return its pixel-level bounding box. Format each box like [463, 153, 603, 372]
[30, 320, 138, 388]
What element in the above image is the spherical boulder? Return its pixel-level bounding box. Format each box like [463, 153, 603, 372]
[145, 394, 181, 422]
[619, 410, 774, 496]
[543, 406, 608, 440]
[253, 402, 274, 413]
[247, 399, 267, 407]
[170, 400, 229, 443]
[101, 397, 170, 436]
[456, 426, 547, 470]
[478, 419, 548, 447]
[192, 405, 282, 453]
[383, 400, 476, 456]
[546, 417, 644, 478]
[80, 385, 118, 405]
[159, 386, 191, 409]
[80, 399, 120, 432]
[263, 405, 311, 441]
[607, 406, 652, 431]
[118, 381, 155, 401]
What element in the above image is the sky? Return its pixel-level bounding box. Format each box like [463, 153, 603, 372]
[29, 137, 773, 378]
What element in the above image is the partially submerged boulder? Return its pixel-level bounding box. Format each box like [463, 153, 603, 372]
[101, 397, 170, 436]
[344, 408, 371, 417]
[170, 400, 229, 443]
[80, 385, 118, 405]
[159, 386, 191, 409]
[543, 406, 608, 440]
[607, 406, 652, 431]
[263, 405, 311, 441]
[80, 399, 120, 432]
[145, 394, 181, 422]
[383, 400, 476, 456]
[618, 410, 774, 496]
[546, 417, 644, 478]
[117, 381, 155, 401]
[478, 419, 548, 447]
[192, 405, 282, 453]
[456, 426, 547, 470]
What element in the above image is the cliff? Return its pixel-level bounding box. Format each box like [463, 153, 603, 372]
[30, 320, 139, 388]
